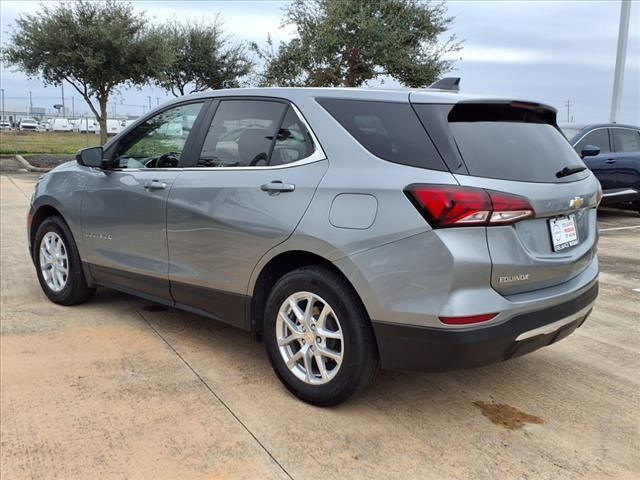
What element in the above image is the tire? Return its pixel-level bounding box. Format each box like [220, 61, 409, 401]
[264, 265, 379, 406]
[33, 216, 95, 305]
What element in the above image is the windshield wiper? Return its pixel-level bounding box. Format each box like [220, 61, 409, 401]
[556, 165, 587, 178]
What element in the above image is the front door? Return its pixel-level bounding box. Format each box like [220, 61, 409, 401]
[576, 128, 616, 191]
[167, 99, 328, 327]
[81, 101, 206, 302]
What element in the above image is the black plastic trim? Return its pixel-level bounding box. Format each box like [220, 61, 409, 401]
[372, 281, 598, 371]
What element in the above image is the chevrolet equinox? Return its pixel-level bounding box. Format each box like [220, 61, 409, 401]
[28, 87, 600, 405]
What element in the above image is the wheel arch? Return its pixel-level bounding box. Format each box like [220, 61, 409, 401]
[249, 250, 373, 340]
[29, 204, 67, 260]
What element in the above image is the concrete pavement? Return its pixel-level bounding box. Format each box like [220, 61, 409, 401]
[1, 173, 639, 479]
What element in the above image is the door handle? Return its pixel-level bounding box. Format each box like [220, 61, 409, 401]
[605, 158, 616, 164]
[260, 181, 296, 193]
[144, 180, 167, 190]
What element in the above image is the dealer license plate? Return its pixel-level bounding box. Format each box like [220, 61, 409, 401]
[549, 214, 579, 251]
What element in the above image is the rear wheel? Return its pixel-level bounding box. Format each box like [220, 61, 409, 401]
[34, 216, 95, 305]
[264, 265, 378, 406]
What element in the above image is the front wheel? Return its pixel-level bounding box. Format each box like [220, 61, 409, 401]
[264, 265, 379, 406]
[34, 216, 95, 305]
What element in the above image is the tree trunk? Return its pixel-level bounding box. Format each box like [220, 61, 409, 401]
[98, 97, 109, 146]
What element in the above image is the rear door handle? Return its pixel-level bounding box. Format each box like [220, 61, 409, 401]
[260, 181, 296, 193]
[144, 180, 167, 190]
[605, 158, 616, 164]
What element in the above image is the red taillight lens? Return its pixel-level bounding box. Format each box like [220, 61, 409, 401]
[439, 313, 497, 325]
[405, 185, 534, 228]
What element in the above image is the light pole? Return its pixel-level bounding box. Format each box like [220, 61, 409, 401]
[29, 91, 33, 115]
[1, 88, 4, 122]
[610, 0, 631, 122]
[148, 95, 152, 110]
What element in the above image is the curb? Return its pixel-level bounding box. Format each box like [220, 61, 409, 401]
[13, 155, 51, 173]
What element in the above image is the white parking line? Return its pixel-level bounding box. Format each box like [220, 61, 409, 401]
[599, 225, 640, 232]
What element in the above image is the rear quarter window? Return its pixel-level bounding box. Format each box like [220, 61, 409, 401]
[316, 98, 446, 171]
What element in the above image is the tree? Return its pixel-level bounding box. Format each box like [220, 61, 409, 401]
[253, 0, 461, 88]
[2, 0, 169, 145]
[154, 18, 253, 96]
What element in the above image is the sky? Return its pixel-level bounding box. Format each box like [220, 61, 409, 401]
[0, 0, 638, 124]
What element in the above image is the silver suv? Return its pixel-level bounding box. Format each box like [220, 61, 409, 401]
[28, 88, 600, 405]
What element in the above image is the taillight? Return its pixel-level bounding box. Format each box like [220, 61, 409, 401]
[405, 185, 534, 228]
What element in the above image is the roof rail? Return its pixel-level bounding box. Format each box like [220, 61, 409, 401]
[428, 77, 460, 92]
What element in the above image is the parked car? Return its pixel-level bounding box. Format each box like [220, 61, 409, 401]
[28, 88, 600, 405]
[47, 118, 73, 132]
[36, 121, 50, 132]
[95, 119, 122, 136]
[72, 118, 97, 133]
[0, 121, 12, 130]
[561, 123, 640, 212]
[18, 118, 38, 131]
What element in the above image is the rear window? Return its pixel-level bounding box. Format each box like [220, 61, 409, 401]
[317, 98, 446, 171]
[415, 103, 587, 183]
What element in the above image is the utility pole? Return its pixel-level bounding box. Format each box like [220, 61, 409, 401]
[156, 97, 160, 106]
[29, 91, 33, 115]
[61, 82, 65, 116]
[1, 88, 4, 122]
[610, 0, 631, 123]
[563, 100, 573, 123]
[148, 95, 152, 110]
[71, 97, 75, 119]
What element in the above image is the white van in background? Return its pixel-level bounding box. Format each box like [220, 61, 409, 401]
[72, 118, 97, 133]
[49, 118, 73, 132]
[95, 119, 122, 136]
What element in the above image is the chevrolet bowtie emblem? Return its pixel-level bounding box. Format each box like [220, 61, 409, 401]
[569, 196, 584, 209]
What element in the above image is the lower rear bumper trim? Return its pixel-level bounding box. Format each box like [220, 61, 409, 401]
[371, 280, 598, 372]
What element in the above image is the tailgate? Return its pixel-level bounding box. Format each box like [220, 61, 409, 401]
[456, 174, 600, 294]
[412, 99, 600, 295]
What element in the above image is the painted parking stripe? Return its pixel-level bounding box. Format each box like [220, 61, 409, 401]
[599, 225, 640, 232]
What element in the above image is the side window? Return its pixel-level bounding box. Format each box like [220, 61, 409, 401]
[198, 100, 290, 167]
[612, 128, 640, 153]
[271, 107, 315, 165]
[317, 98, 446, 171]
[575, 129, 610, 154]
[114, 102, 204, 169]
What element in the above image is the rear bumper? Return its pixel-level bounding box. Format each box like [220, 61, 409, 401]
[372, 280, 598, 371]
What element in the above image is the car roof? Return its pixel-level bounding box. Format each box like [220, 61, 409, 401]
[157, 87, 558, 113]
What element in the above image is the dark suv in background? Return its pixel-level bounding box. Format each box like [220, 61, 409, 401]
[562, 123, 640, 213]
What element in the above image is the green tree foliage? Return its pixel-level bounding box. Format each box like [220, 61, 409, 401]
[2, 0, 169, 144]
[253, 0, 461, 88]
[155, 17, 253, 96]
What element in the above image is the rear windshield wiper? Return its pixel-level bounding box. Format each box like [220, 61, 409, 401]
[556, 165, 587, 178]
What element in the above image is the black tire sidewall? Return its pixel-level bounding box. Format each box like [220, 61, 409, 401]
[33, 216, 91, 305]
[264, 266, 377, 406]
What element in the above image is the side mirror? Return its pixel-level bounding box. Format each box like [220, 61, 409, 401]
[580, 145, 600, 158]
[76, 146, 105, 168]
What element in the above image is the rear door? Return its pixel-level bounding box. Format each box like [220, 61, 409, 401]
[573, 128, 616, 191]
[610, 127, 640, 195]
[167, 98, 328, 328]
[412, 99, 600, 295]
